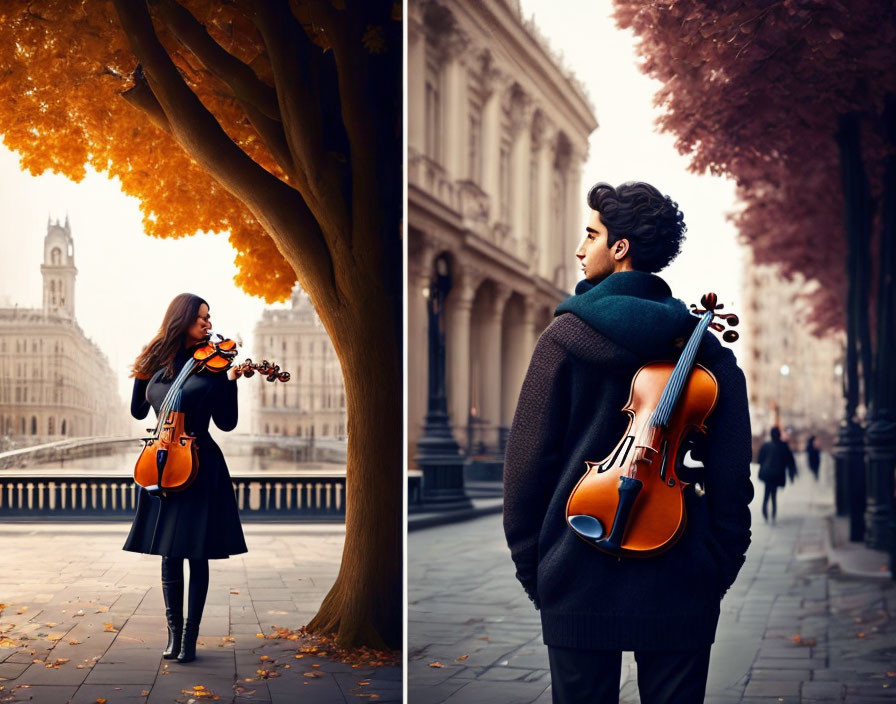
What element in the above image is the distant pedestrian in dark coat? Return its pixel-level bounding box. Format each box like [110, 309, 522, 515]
[757, 427, 796, 523]
[805, 435, 820, 481]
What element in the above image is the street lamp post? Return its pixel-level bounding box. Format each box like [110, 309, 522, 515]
[864, 96, 896, 564]
[413, 254, 472, 512]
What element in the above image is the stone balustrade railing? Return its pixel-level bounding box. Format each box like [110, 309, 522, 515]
[0, 474, 345, 521]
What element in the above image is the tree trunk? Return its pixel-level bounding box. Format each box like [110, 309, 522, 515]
[304, 302, 402, 649]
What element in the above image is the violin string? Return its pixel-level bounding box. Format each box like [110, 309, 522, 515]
[154, 358, 198, 437]
[651, 311, 713, 427]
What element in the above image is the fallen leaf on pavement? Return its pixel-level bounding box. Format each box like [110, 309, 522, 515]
[456, 654, 469, 661]
[103, 623, 118, 633]
[428, 661, 444, 668]
[69, 640, 82, 645]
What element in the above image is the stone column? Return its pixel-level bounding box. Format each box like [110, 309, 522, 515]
[481, 69, 507, 213]
[481, 283, 511, 452]
[408, 241, 435, 460]
[500, 297, 536, 432]
[510, 98, 533, 260]
[447, 267, 480, 449]
[565, 147, 586, 291]
[441, 31, 469, 181]
[407, 19, 426, 156]
[537, 120, 557, 281]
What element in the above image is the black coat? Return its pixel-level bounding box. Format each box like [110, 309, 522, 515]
[123, 350, 248, 560]
[757, 440, 796, 488]
[504, 312, 753, 651]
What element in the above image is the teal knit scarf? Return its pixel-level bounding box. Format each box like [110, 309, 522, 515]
[555, 271, 698, 359]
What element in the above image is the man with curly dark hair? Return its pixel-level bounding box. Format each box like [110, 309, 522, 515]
[503, 182, 753, 704]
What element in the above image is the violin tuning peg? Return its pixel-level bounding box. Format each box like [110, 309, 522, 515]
[724, 313, 739, 327]
[723, 330, 739, 343]
[709, 321, 724, 332]
[700, 292, 718, 310]
[243, 357, 253, 366]
[278, 372, 291, 383]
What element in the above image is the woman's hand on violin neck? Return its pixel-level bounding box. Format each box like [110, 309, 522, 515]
[227, 367, 239, 381]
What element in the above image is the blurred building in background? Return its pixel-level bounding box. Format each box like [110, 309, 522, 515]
[740, 251, 843, 448]
[0, 218, 125, 446]
[408, 0, 597, 459]
[253, 287, 346, 440]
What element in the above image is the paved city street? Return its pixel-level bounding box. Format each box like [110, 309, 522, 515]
[409, 464, 896, 703]
[0, 523, 400, 704]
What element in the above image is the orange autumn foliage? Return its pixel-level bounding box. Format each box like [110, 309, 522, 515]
[0, 0, 295, 301]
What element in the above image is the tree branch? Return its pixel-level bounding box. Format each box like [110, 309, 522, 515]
[150, 0, 299, 182]
[111, 0, 338, 304]
[304, 0, 389, 250]
[153, 0, 280, 119]
[250, 1, 350, 244]
[121, 66, 171, 134]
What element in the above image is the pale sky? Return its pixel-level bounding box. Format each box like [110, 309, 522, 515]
[0, 146, 288, 432]
[0, 0, 744, 428]
[517, 0, 744, 318]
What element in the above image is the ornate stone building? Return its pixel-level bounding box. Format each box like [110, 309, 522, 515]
[253, 288, 346, 439]
[740, 251, 844, 445]
[0, 218, 124, 443]
[408, 0, 597, 458]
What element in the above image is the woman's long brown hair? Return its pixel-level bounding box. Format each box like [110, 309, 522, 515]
[131, 293, 208, 380]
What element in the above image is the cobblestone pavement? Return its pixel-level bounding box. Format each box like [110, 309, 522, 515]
[0, 523, 400, 704]
[408, 464, 896, 703]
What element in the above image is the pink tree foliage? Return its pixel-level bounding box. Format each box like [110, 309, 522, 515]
[613, 0, 896, 335]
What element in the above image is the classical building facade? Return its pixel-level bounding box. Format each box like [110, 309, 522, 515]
[0, 218, 124, 443]
[253, 288, 346, 439]
[740, 252, 844, 444]
[408, 0, 597, 458]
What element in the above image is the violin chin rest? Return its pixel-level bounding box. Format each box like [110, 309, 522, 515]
[568, 514, 605, 541]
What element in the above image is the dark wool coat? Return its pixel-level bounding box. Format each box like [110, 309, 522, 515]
[123, 349, 248, 560]
[504, 273, 753, 652]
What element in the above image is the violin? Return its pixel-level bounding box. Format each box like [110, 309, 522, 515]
[565, 293, 739, 557]
[133, 333, 289, 496]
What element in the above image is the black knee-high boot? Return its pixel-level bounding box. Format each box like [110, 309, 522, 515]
[161, 557, 184, 660]
[178, 559, 209, 663]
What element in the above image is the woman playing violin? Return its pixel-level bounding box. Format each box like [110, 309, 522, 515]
[123, 293, 247, 664]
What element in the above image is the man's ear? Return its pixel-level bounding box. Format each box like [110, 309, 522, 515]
[613, 238, 630, 261]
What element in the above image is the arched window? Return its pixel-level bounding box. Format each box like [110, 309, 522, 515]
[31, 416, 37, 435]
[61, 419, 66, 436]
[51, 247, 61, 265]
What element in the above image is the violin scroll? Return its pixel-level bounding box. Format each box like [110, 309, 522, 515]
[689, 292, 740, 343]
